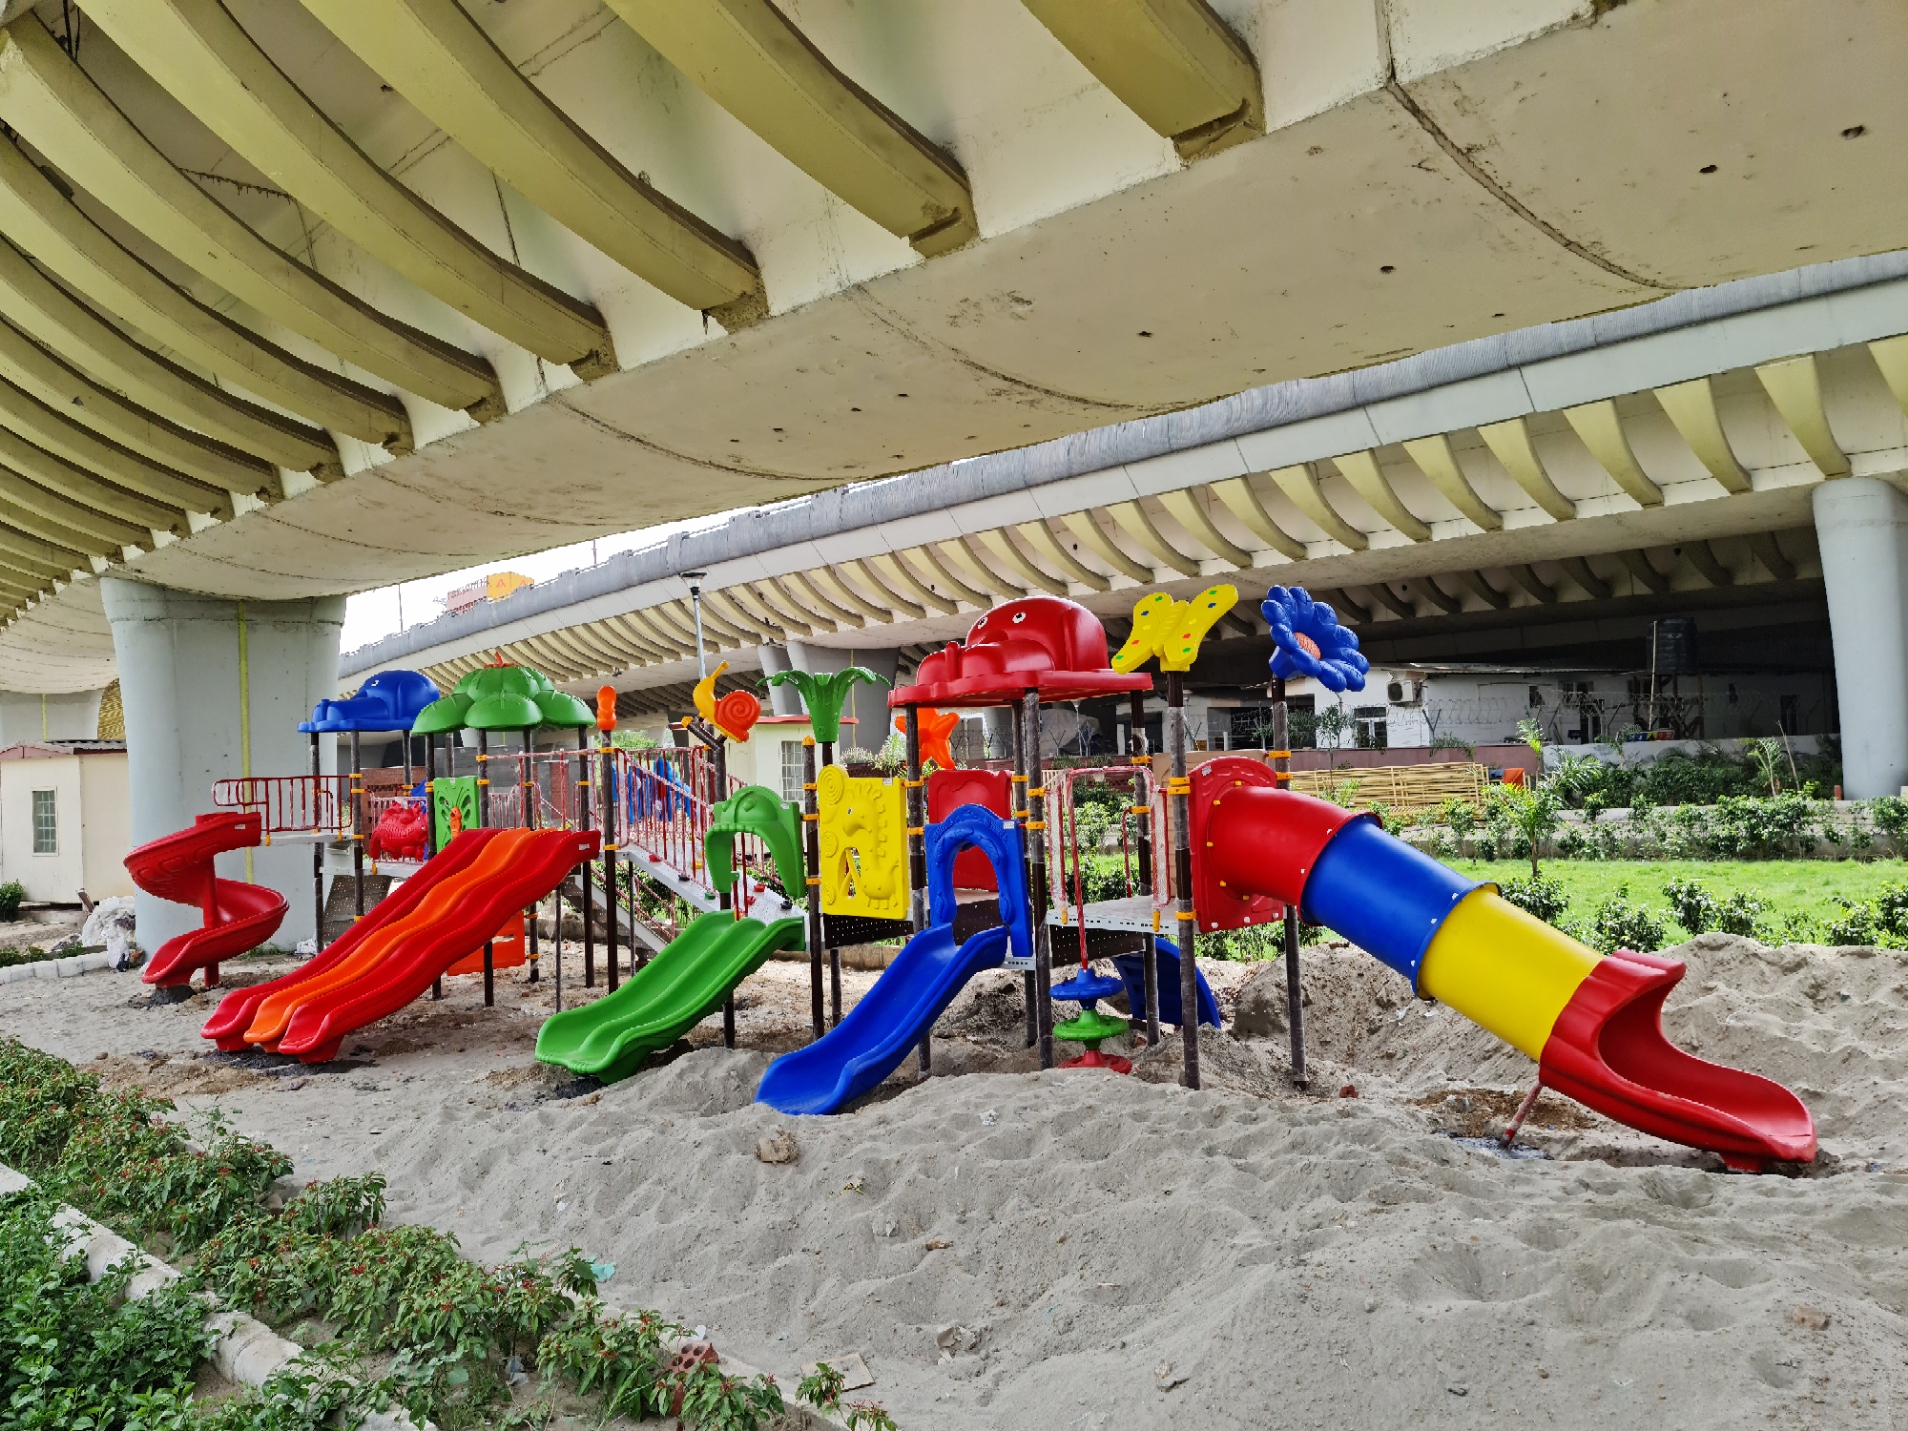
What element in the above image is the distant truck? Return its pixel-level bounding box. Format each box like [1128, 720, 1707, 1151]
[443, 571, 533, 615]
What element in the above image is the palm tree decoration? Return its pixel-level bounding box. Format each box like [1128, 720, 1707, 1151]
[764, 667, 889, 743]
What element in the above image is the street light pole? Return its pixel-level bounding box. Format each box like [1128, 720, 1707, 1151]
[685, 570, 708, 678]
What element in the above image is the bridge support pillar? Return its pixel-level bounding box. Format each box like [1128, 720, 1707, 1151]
[1814, 477, 1908, 797]
[0, 689, 105, 743]
[102, 578, 344, 954]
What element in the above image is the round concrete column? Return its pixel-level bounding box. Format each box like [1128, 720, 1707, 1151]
[102, 579, 345, 953]
[1813, 478, 1908, 797]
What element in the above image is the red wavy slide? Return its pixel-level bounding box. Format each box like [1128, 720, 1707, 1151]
[205, 828, 597, 1064]
[125, 812, 288, 989]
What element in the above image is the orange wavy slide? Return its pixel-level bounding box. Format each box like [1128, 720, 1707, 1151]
[243, 828, 549, 1051]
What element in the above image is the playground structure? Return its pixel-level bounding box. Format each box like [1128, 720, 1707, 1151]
[123, 580, 1816, 1168]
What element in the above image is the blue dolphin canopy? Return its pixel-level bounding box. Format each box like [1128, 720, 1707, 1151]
[300, 669, 440, 733]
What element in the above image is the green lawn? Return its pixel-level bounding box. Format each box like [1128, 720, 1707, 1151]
[1449, 858, 1903, 937]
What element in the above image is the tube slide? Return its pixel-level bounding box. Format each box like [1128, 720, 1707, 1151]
[1192, 757, 1816, 1171]
[536, 910, 805, 1083]
[125, 812, 288, 988]
[756, 924, 1010, 1116]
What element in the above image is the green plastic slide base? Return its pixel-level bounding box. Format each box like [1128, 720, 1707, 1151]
[534, 911, 804, 1083]
[1055, 1009, 1129, 1043]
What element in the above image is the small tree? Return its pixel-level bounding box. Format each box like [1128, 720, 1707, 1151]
[1503, 780, 1564, 876]
[1747, 736, 1786, 796]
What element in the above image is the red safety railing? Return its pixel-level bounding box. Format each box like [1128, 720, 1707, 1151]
[1049, 764, 1160, 958]
[212, 775, 351, 835]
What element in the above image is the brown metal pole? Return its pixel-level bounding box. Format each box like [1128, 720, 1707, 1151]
[802, 737, 823, 1040]
[310, 729, 324, 947]
[1270, 675, 1306, 1088]
[713, 737, 736, 1049]
[524, 730, 542, 987]
[425, 732, 442, 1001]
[1128, 689, 1158, 1046]
[477, 729, 494, 1007]
[349, 730, 364, 918]
[1166, 671, 1198, 1090]
[599, 730, 619, 992]
[1023, 691, 1054, 1070]
[819, 738, 841, 1026]
[904, 704, 929, 1075]
[578, 730, 594, 989]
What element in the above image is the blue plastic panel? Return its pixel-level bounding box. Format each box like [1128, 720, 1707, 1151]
[1110, 937, 1221, 1029]
[1300, 819, 1480, 986]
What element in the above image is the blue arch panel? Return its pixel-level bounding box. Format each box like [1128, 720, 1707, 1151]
[925, 804, 1031, 966]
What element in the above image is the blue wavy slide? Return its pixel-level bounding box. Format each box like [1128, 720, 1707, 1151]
[756, 925, 1010, 1115]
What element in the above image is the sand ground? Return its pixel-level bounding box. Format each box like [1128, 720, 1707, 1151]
[1, 934, 1903, 1429]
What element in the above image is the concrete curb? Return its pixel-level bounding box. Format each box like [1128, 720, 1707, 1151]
[0, 1162, 424, 1430]
[0, 951, 117, 985]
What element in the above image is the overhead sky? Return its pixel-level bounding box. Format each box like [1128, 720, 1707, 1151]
[339, 511, 737, 656]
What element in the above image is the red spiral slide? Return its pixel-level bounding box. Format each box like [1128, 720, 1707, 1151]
[124, 812, 288, 989]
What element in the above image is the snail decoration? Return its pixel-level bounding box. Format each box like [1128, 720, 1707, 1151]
[693, 661, 762, 743]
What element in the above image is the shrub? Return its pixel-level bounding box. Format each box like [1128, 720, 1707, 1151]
[1662, 876, 1718, 935]
[1714, 890, 1769, 938]
[1436, 797, 1478, 839]
[1871, 796, 1908, 849]
[1874, 883, 1908, 945]
[1499, 872, 1568, 926]
[1823, 898, 1878, 947]
[0, 880, 21, 921]
[1576, 884, 1666, 954]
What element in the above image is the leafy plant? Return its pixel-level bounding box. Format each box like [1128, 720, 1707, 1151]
[1499, 872, 1568, 926]
[1576, 883, 1667, 954]
[1746, 736, 1787, 796]
[1662, 876, 1718, 936]
[846, 1401, 901, 1431]
[1714, 889, 1769, 938]
[1515, 717, 1545, 756]
[0, 879, 21, 921]
[1493, 781, 1564, 876]
[1436, 797, 1479, 840]
[797, 1362, 847, 1412]
[1823, 897, 1878, 947]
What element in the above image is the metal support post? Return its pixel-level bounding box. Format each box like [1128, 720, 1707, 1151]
[1166, 672, 1198, 1090]
[1012, 701, 1036, 1050]
[1129, 689, 1159, 1047]
[1023, 692, 1054, 1070]
[310, 729, 324, 946]
[904, 703, 929, 1075]
[477, 729, 493, 1008]
[349, 730, 364, 918]
[802, 737, 823, 1040]
[1269, 675, 1306, 1087]
[599, 729, 618, 992]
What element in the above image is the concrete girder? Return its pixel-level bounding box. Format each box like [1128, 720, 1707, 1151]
[839, 558, 930, 619]
[1559, 557, 1611, 601]
[811, 563, 900, 620]
[588, 618, 662, 668]
[941, 538, 1027, 600]
[0, 529, 70, 579]
[976, 528, 1066, 597]
[1334, 450, 1433, 542]
[1684, 540, 1734, 588]
[80, 0, 613, 374]
[1060, 511, 1151, 584]
[909, 545, 993, 608]
[868, 552, 959, 616]
[779, 571, 863, 629]
[1109, 499, 1200, 576]
[0, 468, 138, 555]
[301, 0, 764, 330]
[1477, 418, 1577, 523]
[1755, 356, 1850, 478]
[1319, 588, 1368, 624]
[1872, 338, 1908, 421]
[1751, 532, 1797, 582]
[1653, 378, 1751, 495]
[0, 318, 272, 501]
[1505, 565, 1558, 604]
[1207, 476, 1305, 559]
[1156, 489, 1251, 567]
[711, 587, 798, 640]
[602, 611, 679, 660]
[1014, 520, 1110, 592]
[1266, 464, 1367, 551]
[0, 124, 410, 452]
[648, 601, 716, 651]
[1564, 400, 1665, 508]
[0, 21, 500, 421]
[1018, 0, 1260, 161]
[0, 371, 231, 521]
[558, 623, 634, 673]
[535, 626, 611, 675]
[702, 588, 781, 641]
[1400, 434, 1503, 533]
[687, 598, 749, 646]
[607, 0, 976, 257]
[0, 423, 185, 536]
[1450, 570, 1509, 610]
[1618, 549, 1672, 596]
[1365, 582, 1415, 620]
[1411, 577, 1462, 616]
[518, 633, 587, 680]
[749, 579, 833, 634]
[0, 239, 334, 475]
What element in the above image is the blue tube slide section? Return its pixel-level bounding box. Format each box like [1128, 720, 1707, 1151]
[1109, 937, 1221, 1029]
[755, 926, 1010, 1115]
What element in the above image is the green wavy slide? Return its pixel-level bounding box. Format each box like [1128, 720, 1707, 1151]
[535, 910, 804, 1083]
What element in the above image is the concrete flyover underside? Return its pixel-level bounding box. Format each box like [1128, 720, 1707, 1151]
[0, 0, 1903, 690]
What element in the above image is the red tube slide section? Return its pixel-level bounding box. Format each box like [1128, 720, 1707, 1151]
[124, 812, 287, 989]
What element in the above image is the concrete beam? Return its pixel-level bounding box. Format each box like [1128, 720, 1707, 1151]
[1683, 540, 1734, 587]
[608, 0, 976, 256]
[1060, 511, 1150, 584]
[906, 547, 991, 608]
[1156, 489, 1251, 567]
[1450, 569, 1509, 610]
[79, 0, 613, 373]
[0, 318, 273, 500]
[1109, 499, 1200, 576]
[1564, 400, 1664, 508]
[1401, 434, 1503, 532]
[865, 553, 956, 616]
[1756, 356, 1850, 478]
[1335, 450, 1433, 542]
[1618, 548, 1671, 596]
[0, 21, 500, 421]
[0, 122, 411, 452]
[1654, 378, 1750, 494]
[975, 528, 1065, 596]
[0, 466, 140, 554]
[1267, 464, 1367, 551]
[1478, 418, 1577, 522]
[302, 0, 763, 330]
[0, 423, 185, 537]
[0, 240, 335, 475]
[1019, 0, 1261, 161]
[1014, 520, 1109, 592]
[1505, 564, 1557, 604]
[0, 372, 232, 520]
[1208, 476, 1305, 559]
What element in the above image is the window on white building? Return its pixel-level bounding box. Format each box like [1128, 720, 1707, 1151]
[1353, 706, 1388, 750]
[31, 789, 56, 854]
[780, 741, 804, 805]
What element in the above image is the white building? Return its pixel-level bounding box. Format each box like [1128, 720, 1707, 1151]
[0, 742, 134, 905]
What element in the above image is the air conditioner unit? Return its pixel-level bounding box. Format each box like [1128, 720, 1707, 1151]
[1386, 679, 1423, 706]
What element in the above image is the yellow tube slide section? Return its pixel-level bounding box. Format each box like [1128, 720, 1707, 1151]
[1416, 889, 1601, 1060]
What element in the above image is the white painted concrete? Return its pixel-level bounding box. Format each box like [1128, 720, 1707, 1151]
[102, 579, 344, 952]
[0, 689, 103, 743]
[1814, 477, 1908, 798]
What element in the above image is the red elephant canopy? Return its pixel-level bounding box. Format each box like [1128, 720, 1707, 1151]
[889, 596, 1153, 709]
